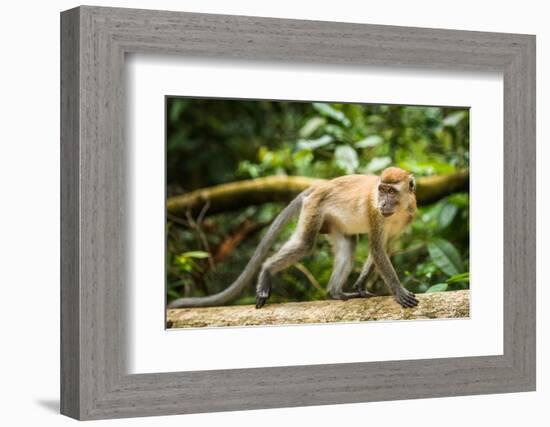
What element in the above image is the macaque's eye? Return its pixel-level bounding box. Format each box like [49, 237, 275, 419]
[388, 187, 397, 195]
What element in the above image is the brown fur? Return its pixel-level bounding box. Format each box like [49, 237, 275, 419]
[256, 166, 419, 308]
[312, 175, 378, 234]
[380, 166, 412, 184]
[302, 170, 416, 239]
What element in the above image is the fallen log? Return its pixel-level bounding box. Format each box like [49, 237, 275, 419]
[167, 289, 470, 328]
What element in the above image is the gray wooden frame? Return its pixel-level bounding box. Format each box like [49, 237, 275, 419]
[60, 5, 536, 420]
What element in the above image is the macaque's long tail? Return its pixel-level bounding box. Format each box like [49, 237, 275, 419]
[167, 188, 312, 308]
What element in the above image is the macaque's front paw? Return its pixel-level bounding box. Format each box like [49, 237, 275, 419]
[395, 288, 418, 308]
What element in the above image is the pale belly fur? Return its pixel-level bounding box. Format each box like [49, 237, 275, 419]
[323, 203, 371, 235]
[323, 204, 408, 237]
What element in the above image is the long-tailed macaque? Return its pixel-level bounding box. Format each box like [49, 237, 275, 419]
[168, 167, 419, 310]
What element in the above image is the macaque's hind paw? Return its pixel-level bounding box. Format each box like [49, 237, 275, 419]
[329, 290, 375, 301]
[255, 271, 272, 309]
[395, 289, 418, 308]
[255, 295, 268, 309]
[344, 290, 376, 299]
[354, 289, 376, 298]
[351, 280, 367, 294]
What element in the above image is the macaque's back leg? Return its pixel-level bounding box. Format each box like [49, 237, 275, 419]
[255, 199, 323, 308]
[325, 232, 356, 299]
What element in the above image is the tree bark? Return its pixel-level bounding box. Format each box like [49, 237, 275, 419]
[414, 170, 469, 204]
[167, 289, 469, 328]
[167, 170, 468, 217]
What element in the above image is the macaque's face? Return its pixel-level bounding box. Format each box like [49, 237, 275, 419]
[377, 167, 416, 217]
[377, 182, 403, 217]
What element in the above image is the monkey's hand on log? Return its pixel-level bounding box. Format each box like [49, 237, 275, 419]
[394, 286, 419, 308]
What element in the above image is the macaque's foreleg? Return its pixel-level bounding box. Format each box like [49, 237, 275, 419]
[369, 233, 418, 308]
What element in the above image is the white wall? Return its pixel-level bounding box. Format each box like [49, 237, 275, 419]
[0, 0, 546, 426]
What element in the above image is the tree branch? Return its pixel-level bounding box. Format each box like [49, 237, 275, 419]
[167, 171, 468, 217]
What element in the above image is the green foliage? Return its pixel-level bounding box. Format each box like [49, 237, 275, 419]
[334, 145, 359, 174]
[426, 283, 448, 293]
[313, 102, 351, 127]
[355, 135, 383, 148]
[166, 98, 470, 304]
[427, 238, 464, 277]
[447, 272, 470, 284]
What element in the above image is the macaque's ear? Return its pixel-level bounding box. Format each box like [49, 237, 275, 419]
[409, 176, 416, 193]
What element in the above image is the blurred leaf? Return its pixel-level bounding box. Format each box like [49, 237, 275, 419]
[426, 283, 448, 293]
[237, 160, 261, 178]
[167, 288, 181, 299]
[447, 193, 469, 207]
[313, 103, 351, 127]
[299, 116, 326, 138]
[446, 272, 470, 284]
[398, 159, 455, 175]
[416, 282, 429, 293]
[292, 150, 314, 169]
[297, 135, 334, 150]
[234, 296, 257, 305]
[169, 99, 189, 124]
[443, 111, 467, 127]
[363, 156, 392, 174]
[256, 203, 281, 222]
[181, 251, 210, 259]
[174, 257, 195, 272]
[323, 124, 347, 140]
[438, 203, 458, 229]
[334, 145, 359, 174]
[427, 238, 463, 277]
[355, 135, 383, 148]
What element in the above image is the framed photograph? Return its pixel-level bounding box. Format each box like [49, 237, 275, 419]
[164, 97, 472, 329]
[61, 5, 536, 420]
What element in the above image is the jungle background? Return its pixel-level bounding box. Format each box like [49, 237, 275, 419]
[166, 98, 470, 306]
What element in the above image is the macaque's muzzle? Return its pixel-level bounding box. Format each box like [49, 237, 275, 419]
[379, 202, 396, 217]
